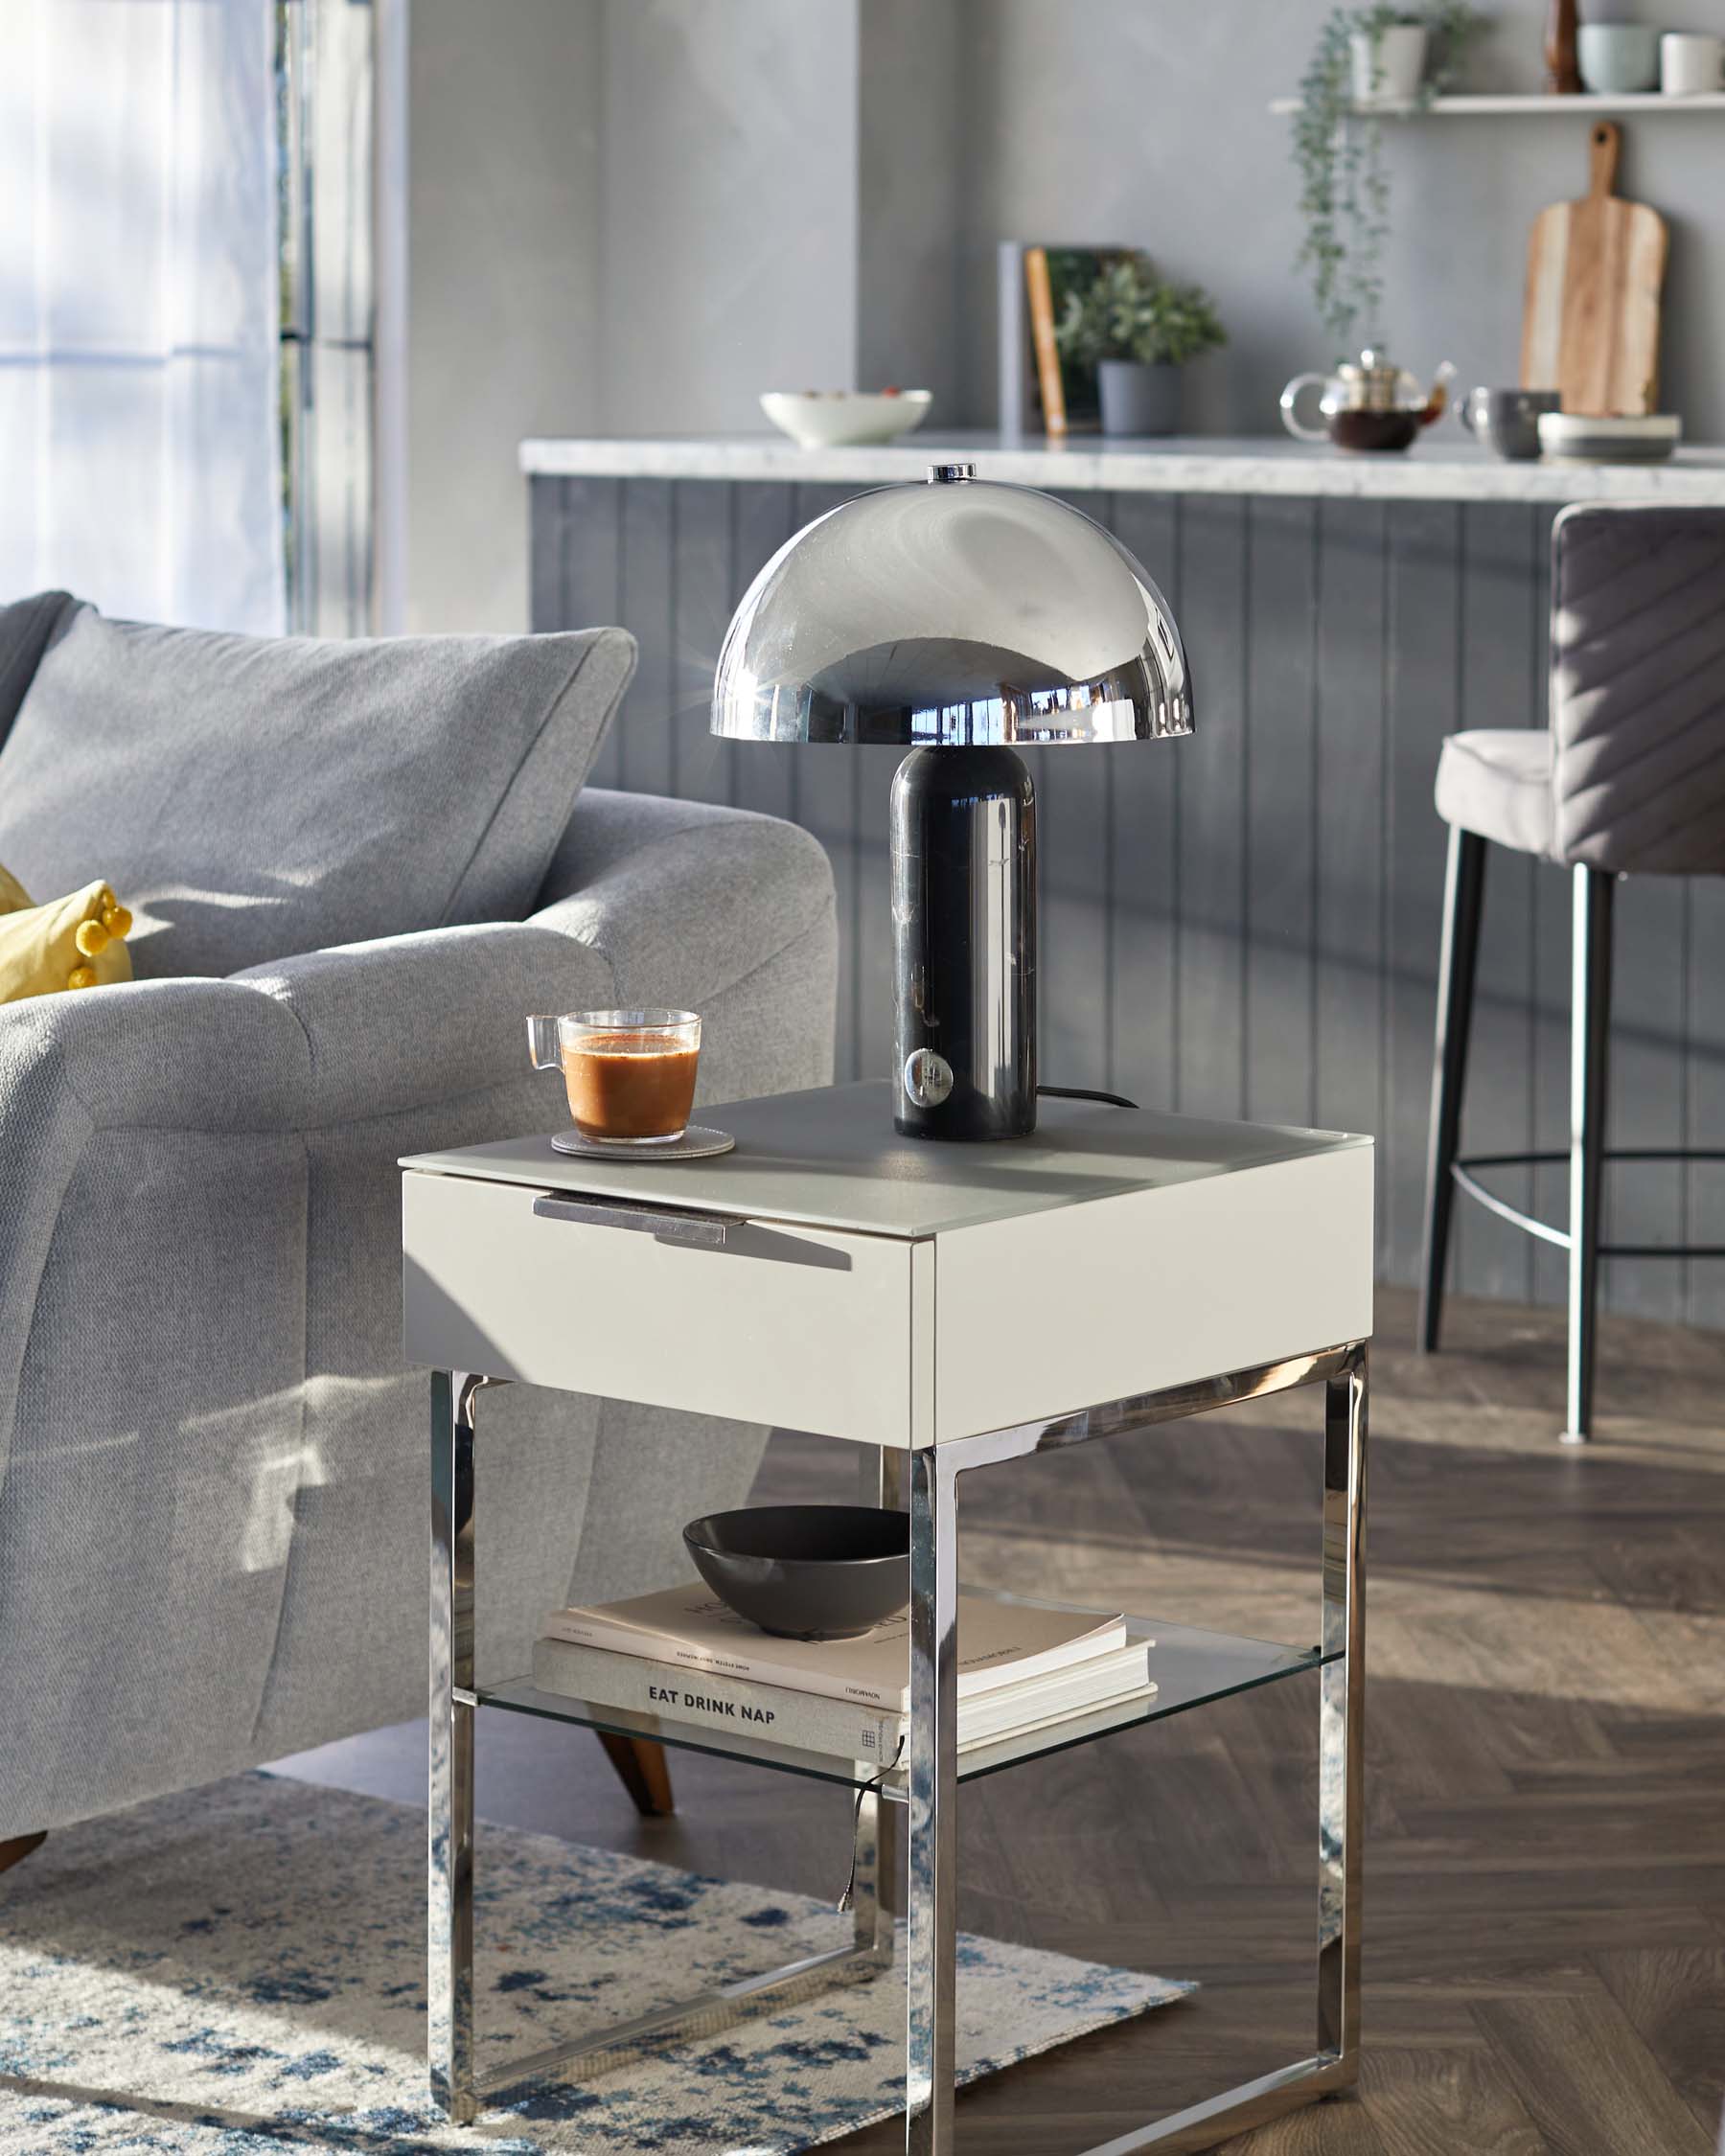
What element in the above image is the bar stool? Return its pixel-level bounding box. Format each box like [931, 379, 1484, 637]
[1419, 503, 1725, 1442]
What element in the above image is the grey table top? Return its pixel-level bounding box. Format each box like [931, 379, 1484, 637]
[401, 1082, 1369, 1240]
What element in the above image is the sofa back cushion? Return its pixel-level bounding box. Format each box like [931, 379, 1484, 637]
[0, 600, 635, 976]
[0, 591, 77, 753]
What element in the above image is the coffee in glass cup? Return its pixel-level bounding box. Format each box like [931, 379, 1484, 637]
[527, 1009, 701, 1144]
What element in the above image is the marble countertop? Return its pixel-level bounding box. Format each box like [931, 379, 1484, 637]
[520, 429, 1725, 503]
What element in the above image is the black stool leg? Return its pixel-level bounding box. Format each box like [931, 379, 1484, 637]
[1564, 865, 1615, 1444]
[1419, 826, 1488, 1352]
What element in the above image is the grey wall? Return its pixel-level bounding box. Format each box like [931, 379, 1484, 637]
[954, 0, 1725, 440]
[406, 0, 863, 629]
[405, 0, 1725, 632]
[597, 0, 861, 437]
[955, 0, 1304, 435]
[856, 0, 966, 412]
[406, 0, 601, 634]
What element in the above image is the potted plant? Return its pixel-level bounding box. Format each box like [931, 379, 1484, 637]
[1292, 2, 1483, 352]
[1352, 11, 1430, 103]
[1054, 257, 1227, 437]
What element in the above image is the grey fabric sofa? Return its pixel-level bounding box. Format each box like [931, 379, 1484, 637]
[0, 595, 837, 1837]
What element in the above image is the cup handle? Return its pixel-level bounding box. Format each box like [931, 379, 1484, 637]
[1279, 375, 1330, 443]
[1456, 395, 1477, 436]
[526, 1014, 561, 1071]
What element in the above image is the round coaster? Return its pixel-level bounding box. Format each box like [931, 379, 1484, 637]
[550, 1124, 736, 1161]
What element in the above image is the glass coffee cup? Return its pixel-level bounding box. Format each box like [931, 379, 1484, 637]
[528, 1009, 702, 1145]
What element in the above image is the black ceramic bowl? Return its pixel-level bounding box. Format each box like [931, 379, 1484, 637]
[682, 1504, 910, 1640]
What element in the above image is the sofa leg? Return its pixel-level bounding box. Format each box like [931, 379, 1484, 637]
[597, 1732, 675, 1817]
[0, 1831, 46, 1877]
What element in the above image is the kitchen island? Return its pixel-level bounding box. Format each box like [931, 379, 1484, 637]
[522, 432, 1725, 1330]
[523, 429, 1725, 502]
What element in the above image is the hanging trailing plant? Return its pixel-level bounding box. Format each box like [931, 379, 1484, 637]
[1292, 2, 1484, 354]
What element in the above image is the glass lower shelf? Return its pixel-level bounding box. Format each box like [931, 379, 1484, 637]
[477, 1598, 1333, 1798]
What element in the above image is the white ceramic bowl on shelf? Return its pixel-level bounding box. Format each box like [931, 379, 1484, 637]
[1537, 411, 1682, 464]
[760, 389, 932, 449]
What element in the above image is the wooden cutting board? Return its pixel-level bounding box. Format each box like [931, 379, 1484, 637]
[1521, 122, 1668, 415]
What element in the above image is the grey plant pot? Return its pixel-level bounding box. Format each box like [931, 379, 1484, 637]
[1097, 359, 1181, 437]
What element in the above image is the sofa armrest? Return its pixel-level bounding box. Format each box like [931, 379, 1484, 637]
[0, 792, 835, 1144]
[534, 787, 837, 1018]
[236, 789, 838, 1121]
[0, 793, 837, 1502]
[0, 790, 835, 1211]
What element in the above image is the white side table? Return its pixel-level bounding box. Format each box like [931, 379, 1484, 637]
[402, 1081, 1372, 2152]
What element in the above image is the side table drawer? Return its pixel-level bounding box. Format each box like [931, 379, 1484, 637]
[402, 1171, 915, 1445]
[933, 1144, 1374, 1439]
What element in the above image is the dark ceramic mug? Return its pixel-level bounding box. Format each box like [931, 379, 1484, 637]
[1458, 386, 1561, 462]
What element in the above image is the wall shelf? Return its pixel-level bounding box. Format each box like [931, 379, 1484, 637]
[1269, 91, 1725, 116]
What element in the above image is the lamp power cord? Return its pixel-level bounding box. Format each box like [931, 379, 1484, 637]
[1038, 1084, 1139, 1111]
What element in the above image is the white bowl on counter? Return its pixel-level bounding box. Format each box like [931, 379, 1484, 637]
[1537, 411, 1682, 464]
[760, 389, 932, 449]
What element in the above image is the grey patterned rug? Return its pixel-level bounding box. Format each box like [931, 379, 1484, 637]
[0, 1772, 1190, 2153]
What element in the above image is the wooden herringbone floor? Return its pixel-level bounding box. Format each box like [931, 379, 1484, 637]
[285, 1287, 1725, 2154]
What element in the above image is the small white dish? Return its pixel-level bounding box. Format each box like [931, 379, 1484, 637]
[1537, 411, 1682, 465]
[760, 389, 932, 449]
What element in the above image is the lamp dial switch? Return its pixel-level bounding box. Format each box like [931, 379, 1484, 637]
[903, 1048, 954, 1108]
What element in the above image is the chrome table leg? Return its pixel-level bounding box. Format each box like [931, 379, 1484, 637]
[1317, 1345, 1367, 2071]
[850, 1785, 897, 1961]
[429, 1404, 895, 2122]
[907, 1446, 957, 2155]
[429, 1369, 489, 2123]
[424, 1365, 1368, 2145]
[859, 1445, 908, 1954]
[1065, 1345, 1371, 2156]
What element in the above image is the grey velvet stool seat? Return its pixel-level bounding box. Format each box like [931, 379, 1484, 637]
[1420, 503, 1725, 1442]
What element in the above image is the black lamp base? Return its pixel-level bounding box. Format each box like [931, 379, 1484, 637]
[889, 745, 1037, 1141]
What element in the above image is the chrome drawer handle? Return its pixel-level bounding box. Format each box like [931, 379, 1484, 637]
[532, 1192, 743, 1248]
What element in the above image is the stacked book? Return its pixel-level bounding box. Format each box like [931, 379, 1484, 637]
[531, 1585, 1156, 1766]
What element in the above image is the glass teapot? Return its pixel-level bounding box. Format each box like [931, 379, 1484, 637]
[1280, 348, 1456, 453]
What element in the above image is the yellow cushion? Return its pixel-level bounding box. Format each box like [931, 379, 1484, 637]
[0, 869, 134, 1002]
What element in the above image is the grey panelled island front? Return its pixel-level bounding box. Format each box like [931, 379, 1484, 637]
[524, 431, 1725, 1330]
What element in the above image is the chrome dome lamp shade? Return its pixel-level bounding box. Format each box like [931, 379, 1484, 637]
[711, 463, 1192, 1140]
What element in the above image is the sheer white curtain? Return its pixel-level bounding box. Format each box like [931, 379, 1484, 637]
[0, 0, 284, 632]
